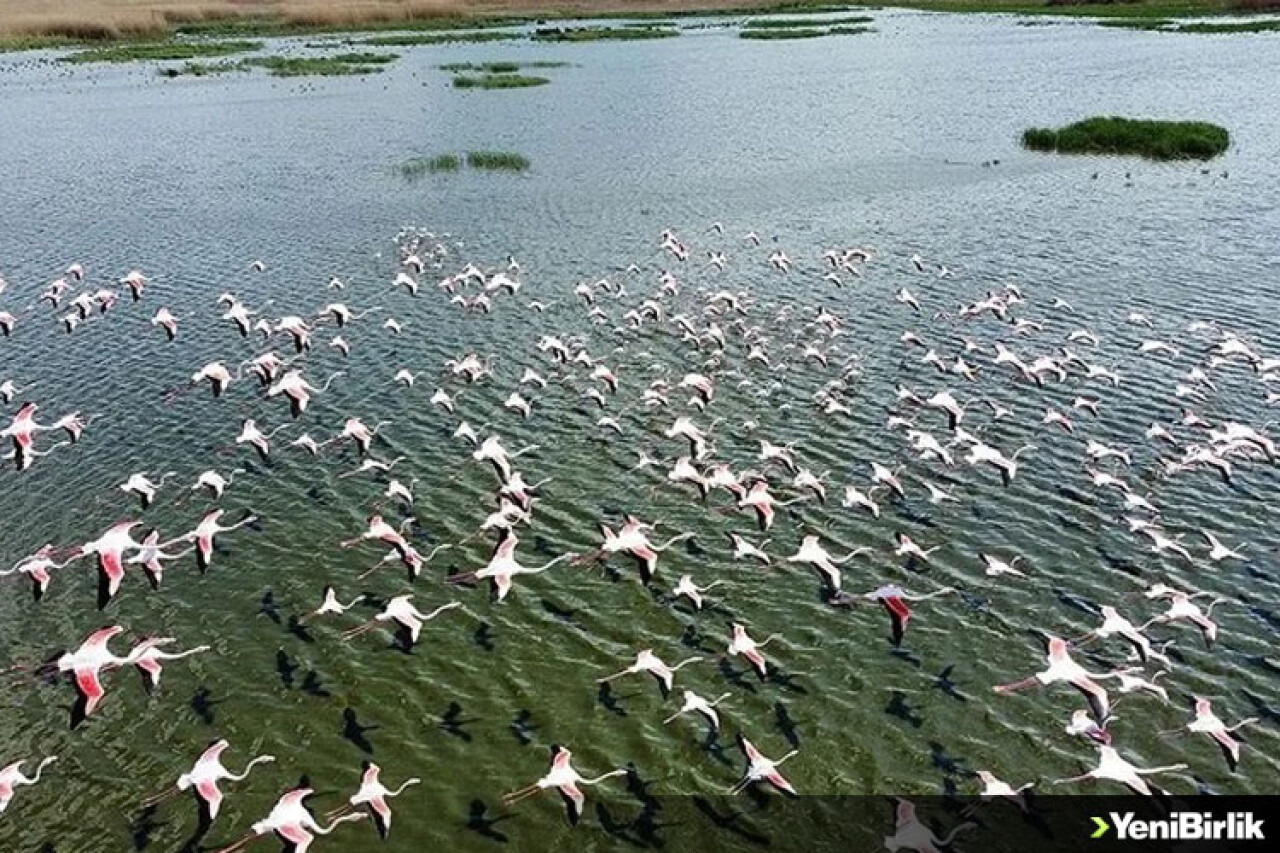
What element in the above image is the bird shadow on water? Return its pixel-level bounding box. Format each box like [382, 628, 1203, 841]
[596, 682, 630, 717]
[701, 729, 734, 768]
[539, 598, 577, 624]
[465, 799, 513, 843]
[275, 649, 298, 689]
[594, 765, 665, 847]
[773, 701, 800, 749]
[716, 660, 757, 694]
[438, 701, 477, 741]
[190, 686, 219, 725]
[510, 708, 536, 745]
[128, 803, 164, 851]
[473, 621, 496, 652]
[258, 590, 281, 624]
[342, 707, 378, 754]
[690, 796, 772, 847]
[286, 614, 314, 643]
[884, 690, 924, 728]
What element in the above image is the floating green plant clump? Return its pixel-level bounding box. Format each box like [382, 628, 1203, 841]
[397, 151, 529, 177]
[244, 52, 397, 76]
[466, 150, 530, 170]
[398, 154, 462, 177]
[438, 61, 569, 72]
[740, 26, 827, 38]
[531, 26, 678, 42]
[65, 39, 261, 63]
[453, 73, 549, 89]
[360, 30, 522, 46]
[1022, 116, 1230, 160]
[742, 15, 874, 27]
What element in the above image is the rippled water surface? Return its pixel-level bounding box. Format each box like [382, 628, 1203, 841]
[2, 11, 1279, 852]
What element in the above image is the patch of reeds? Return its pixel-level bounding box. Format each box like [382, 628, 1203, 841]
[530, 25, 678, 41]
[742, 14, 874, 26]
[452, 72, 550, 88]
[1022, 116, 1230, 160]
[465, 150, 530, 170]
[359, 30, 521, 45]
[64, 38, 260, 62]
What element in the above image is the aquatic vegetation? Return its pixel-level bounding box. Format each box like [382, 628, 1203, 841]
[244, 52, 398, 76]
[1095, 18, 1175, 30]
[1022, 116, 1230, 160]
[743, 15, 875, 27]
[530, 26, 679, 42]
[397, 151, 529, 176]
[160, 59, 250, 77]
[398, 154, 462, 176]
[453, 73, 550, 89]
[359, 30, 522, 46]
[438, 60, 569, 72]
[1175, 19, 1280, 32]
[63, 39, 261, 63]
[829, 25, 876, 34]
[466, 150, 531, 170]
[740, 27, 828, 38]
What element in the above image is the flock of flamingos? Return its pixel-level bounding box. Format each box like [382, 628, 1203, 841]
[1, 222, 1277, 850]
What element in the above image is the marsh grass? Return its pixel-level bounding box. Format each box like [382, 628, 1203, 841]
[452, 72, 550, 88]
[530, 25, 679, 41]
[160, 58, 248, 75]
[64, 38, 260, 62]
[1095, 18, 1175, 29]
[1022, 116, 1230, 160]
[398, 154, 462, 176]
[397, 151, 529, 176]
[829, 24, 875, 33]
[1176, 18, 1280, 31]
[439, 60, 568, 71]
[466, 150, 530, 170]
[359, 30, 522, 46]
[742, 14, 874, 26]
[246, 54, 394, 75]
[740, 26, 827, 37]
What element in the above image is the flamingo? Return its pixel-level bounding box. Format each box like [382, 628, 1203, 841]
[598, 648, 702, 694]
[142, 740, 274, 823]
[3, 544, 72, 600]
[126, 637, 210, 688]
[217, 788, 365, 853]
[786, 535, 868, 592]
[79, 521, 143, 603]
[266, 370, 343, 418]
[728, 533, 771, 564]
[1052, 746, 1186, 796]
[182, 510, 258, 571]
[884, 799, 976, 853]
[127, 530, 192, 588]
[236, 419, 289, 460]
[325, 762, 420, 839]
[119, 471, 176, 508]
[974, 771, 1033, 810]
[726, 623, 779, 678]
[56, 626, 132, 717]
[671, 574, 724, 610]
[0, 756, 57, 814]
[994, 636, 1120, 722]
[729, 735, 797, 796]
[1183, 698, 1257, 770]
[341, 596, 461, 646]
[663, 690, 731, 730]
[597, 517, 693, 583]
[502, 745, 627, 825]
[450, 532, 574, 601]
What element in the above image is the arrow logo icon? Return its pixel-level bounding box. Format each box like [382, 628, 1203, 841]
[1091, 816, 1111, 839]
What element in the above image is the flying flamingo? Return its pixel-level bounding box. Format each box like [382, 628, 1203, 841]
[301, 585, 365, 623]
[125, 637, 210, 688]
[324, 762, 420, 839]
[841, 584, 957, 646]
[1181, 698, 1257, 770]
[671, 574, 724, 610]
[596, 517, 693, 584]
[341, 596, 461, 646]
[3, 544, 72, 600]
[267, 370, 343, 418]
[182, 510, 258, 571]
[663, 690, 731, 731]
[340, 515, 413, 562]
[193, 469, 244, 499]
[502, 745, 627, 826]
[0, 756, 56, 814]
[1052, 746, 1186, 796]
[120, 472, 176, 508]
[141, 739, 274, 823]
[217, 787, 365, 853]
[236, 419, 289, 460]
[883, 799, 976, 853]
[994, 636, 1121, 722]
[79, 521, 143, 604]
[598, 648, 702, 695]
[55, 625, 132, 718]
[728, 533, 771, 564]
[726, 623, 780, 678]
[785, 535, 868, 593]
[729, 735, 797, 796]
[448, 532, 574, 601]
[127, 530, 193, 588]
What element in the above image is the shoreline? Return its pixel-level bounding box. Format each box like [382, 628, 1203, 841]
[0, 0, 1272, 52]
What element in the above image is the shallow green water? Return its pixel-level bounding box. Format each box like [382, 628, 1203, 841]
[0, 10, 1278, 852]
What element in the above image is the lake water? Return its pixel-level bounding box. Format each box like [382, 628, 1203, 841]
[1, 10, 1279, 851]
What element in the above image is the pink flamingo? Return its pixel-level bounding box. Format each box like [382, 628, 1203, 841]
[217, 788, 365, 853]
[502, 745, 627, 825]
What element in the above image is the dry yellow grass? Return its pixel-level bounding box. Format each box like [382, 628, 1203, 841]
[0, 0, 832, 41]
